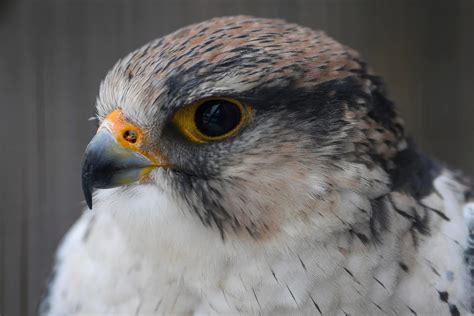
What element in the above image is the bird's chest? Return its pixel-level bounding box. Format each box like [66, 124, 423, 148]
[50, 210, 409, 316]
[132, 231, 393, 315]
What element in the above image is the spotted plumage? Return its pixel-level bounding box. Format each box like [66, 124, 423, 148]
[41, 16, 473, 315]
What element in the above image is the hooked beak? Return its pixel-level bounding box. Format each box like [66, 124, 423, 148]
[81, 110, 164, 209]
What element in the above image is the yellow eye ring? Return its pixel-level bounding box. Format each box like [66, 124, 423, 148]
[172, 97, 252, 143]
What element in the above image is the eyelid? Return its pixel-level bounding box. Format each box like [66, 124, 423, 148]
[172, 97, 252, 144]
[172, 102, 206, 143]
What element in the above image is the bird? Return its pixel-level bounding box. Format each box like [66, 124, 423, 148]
[40, 16, 474, 315]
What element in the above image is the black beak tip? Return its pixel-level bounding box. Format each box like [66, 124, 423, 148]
[82, 174, 93, 210]
[84, 188, 93, 210]
[81, 157, 94, 210]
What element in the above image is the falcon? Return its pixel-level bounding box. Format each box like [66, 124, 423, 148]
[40, 16, 474, 315]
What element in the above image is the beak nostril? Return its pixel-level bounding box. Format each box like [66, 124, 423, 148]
[123, 130, 138, 144]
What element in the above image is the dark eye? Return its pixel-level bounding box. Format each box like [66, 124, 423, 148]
[172, 97, 252, 143]
[195, 99, 242, 137]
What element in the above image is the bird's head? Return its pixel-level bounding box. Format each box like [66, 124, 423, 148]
[82, 16, 406, 241]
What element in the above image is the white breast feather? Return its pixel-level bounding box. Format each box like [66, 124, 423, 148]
[44, 172, 471, 315]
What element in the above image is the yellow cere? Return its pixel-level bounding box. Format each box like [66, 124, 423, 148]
[172, 97, 252, 143]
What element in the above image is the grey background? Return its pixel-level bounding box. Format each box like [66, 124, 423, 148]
[0, 0, 473, 315]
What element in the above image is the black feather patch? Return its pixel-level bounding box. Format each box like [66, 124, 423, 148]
[390, 139, 441, 199]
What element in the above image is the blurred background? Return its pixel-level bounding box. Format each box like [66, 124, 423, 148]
[0, 0, 473, 315]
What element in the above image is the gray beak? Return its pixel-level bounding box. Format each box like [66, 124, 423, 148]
[81, 128, 154, 209]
